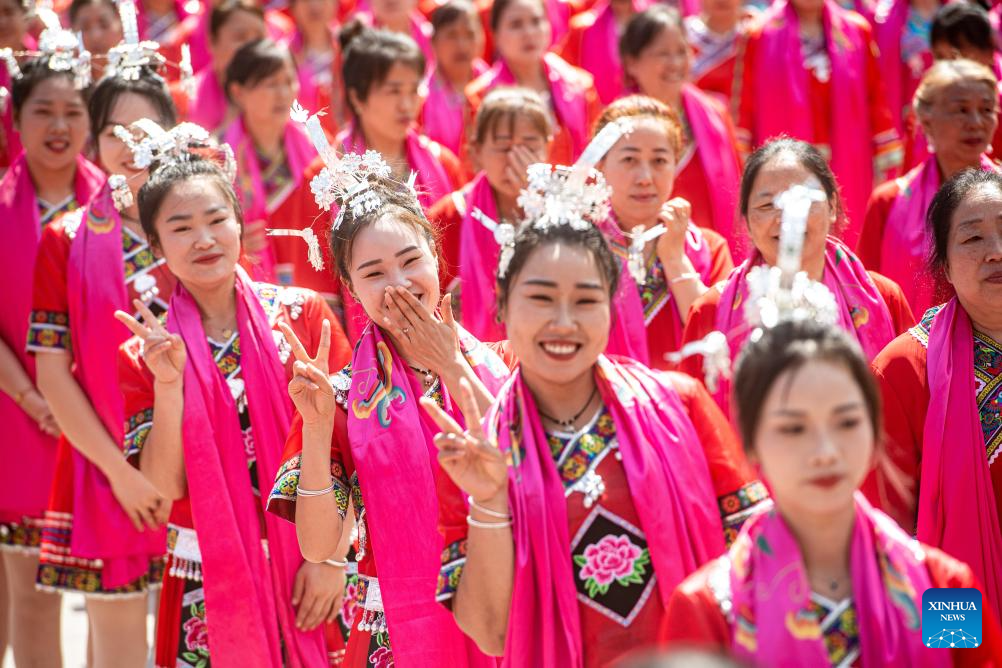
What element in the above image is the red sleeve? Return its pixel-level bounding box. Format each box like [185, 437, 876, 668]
[427, 191, 464, 291]
[857, 179, 899, 269]
[734, 24, 761, 156]
[118, 336, 156, 466]
[437, 142, 467, 192]
[670, 372, 768, 544]
[660, 558, 732, 650]
[555, 15, 587, 68]
[678, 287, 722, 380]
[863, 331, 928, 533]
[869, 271, 916, 335]
[701, 228, 736, 284]
[27, 218, 74, 354]
[924, 546, 1002, 668]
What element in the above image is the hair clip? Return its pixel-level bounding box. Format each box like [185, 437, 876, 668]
[108, 173, 133, 211]
[625, 223, 666, 284]
[35, 8, 91, 88]
[1, 48, 21, 80]
[104, 0, 161, 81]
[471, 207, 516, 277]
[664, 330, 729, 393]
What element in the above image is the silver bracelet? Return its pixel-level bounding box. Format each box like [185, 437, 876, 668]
[467, 515, 512, 529]
[468, 495, 511, 520]
[325, 558, 348, 568]
[669, 272, 701, 285]
[296, 479, 335, 497]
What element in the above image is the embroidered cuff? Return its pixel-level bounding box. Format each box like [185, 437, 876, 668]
[719, 480, 771, 546]
[26, 310, 70, 353]
[436, 538, 467, 605]
[123, 408, 153, 463]
[267, 454, 350, 521]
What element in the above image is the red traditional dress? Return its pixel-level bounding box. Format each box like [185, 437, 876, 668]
[868, 301, 1002, 619]
[286, 27, 345, 139]
[662, 496, 1002, 667]
[120, 279, 350, 668]
[436, 359, 770, 668]
[0, 154, 102, 554]
[464, 52, 603, 169]
[268, 327, 511, 668]
[137, 0, 202, 84]
[735, 0, 903, 246]
[169, 69, 230, 137]
[684, 14, 749, 105]
[28, 185, 173, 595]
[418, 59, 489, 159]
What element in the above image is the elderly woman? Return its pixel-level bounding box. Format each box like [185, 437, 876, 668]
[868, 168, 1002, 621]
[859, 60, 999, 316]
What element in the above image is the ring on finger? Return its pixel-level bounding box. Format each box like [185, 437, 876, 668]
[402, 327, 410, 334]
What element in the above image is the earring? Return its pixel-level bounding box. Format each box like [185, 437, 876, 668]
[927, 137, 936, 154]
[988, 143, 994, 155]
[109, 174, 133, 211]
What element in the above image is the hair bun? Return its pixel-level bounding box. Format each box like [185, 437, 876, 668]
[338, 19, 371, 52]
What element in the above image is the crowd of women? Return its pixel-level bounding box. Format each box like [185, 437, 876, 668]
[1, 0, 1002, 665]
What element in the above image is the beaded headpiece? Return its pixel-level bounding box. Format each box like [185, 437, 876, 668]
[2, 7, 92, 88]
[104, 0, 162, 81]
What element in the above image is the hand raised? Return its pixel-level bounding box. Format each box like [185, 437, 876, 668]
[382, 288, 463, 376]
[655, 197, 693, 266]
[115, 300, 186, 385]
[278, 319, 336, 424]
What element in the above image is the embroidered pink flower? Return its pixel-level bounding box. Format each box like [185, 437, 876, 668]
[341, 579, 359, 626]
[183, 615, 209, 652]
[574, 534, 650, 597]
[369, 646, 394, 667]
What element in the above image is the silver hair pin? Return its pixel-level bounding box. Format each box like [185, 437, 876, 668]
[35, 7, 91, 88]
[625, 223, 666, 284]
[471, 208, 516, 277]
[113, 119, 234, 180]
[663, 330, 729, 394]
[105, 0, 161, 81]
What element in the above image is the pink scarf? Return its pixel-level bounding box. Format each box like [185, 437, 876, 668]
[602, 217, 715, 365]
[713, 237, 896, 415]
[357, 9, 435, 67]
[730, 493, 949, 667]
[135, 0, 198, 41]
[873, 0, 912, 140]
[186, 68, 229, 134]
[421, 60, 488, 156]
[488, 355, 726, 667]
[918, 298, 1002, 619]
[577, 0, 650, 105]
[486, 52, 591, 160]
[882, 155, 997, 316]
[166, 268, 327, 666]
[1, 66, 22, 167]
[66, 182, 166, 589]
[0, 155, 100, 520]
[456, 173, 506, 343]
[682, 84, 741, 253]
[225, 118, 314, 282]
[751, 0, 874, 242]
[338, 124, 454, 209]
[286, 28, 343, 132]
[346, 323, 508, 667]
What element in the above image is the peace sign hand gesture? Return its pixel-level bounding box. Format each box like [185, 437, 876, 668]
[115, 300, 187, 386]
[278, 319, 335, 425]
[420, 378, 508, 506]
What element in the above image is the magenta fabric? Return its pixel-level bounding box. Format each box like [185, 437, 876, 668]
[918, 298, 1002, 619]
[347, 322, 508, 666]
[456, 172, 506, 343]
[185, 68, 229, 134]
[421, 59, 488, 156]
[575, 0, 650, 104]
[488, 355, 726, 667]
[66, 182, 166, 588]
[712, 237, 896, 416]
[166, 268, 327, 666]
[731, 493, 949, 667]
[881, 154, 997, 315]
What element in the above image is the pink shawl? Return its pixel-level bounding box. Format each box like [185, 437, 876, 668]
[751, 0, 875, 243]
[873, 0, 913, 140]
[730, 493, 948, 667]
[682, 84, 741, 254]
[1, 66, 22, 167]
[186, 68, 229, 134]
[918, 298, 1002, 618]
[882, 155, 997, 316]
[421, 59, 488, 156]
[712, 237, 896, 415]
[346, 322, 508, 667]
[166, 268, 327, 666]
[489, 355, 726, 667]
[485, 52, 591, 160]
[601, 216, 714, 365]
[286, 28, 343, 132]
[338, 124, 454, 209]
[67, 182, 166, 588]
[225, 118, 314, 282]
[576, 0, 650, 105]
[357, 9, 435, 67]
[456, 173, 506, 343]
[0, 155, 99, 520]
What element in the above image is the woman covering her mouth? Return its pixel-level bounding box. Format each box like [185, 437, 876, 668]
[422, 210, 768, 667]
[266, 148, 511, 666]
[663, 318, 1002, 666]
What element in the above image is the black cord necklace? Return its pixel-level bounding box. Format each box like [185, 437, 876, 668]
[539, 386, 598, 429]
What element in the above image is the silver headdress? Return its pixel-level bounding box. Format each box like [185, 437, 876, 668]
[279, 100, 398, 271]
[35, 7, 91, 88]
[104, 0, 161, 81]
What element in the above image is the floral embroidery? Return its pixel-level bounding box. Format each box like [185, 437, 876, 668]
[436, 539, 467, 602]
[808, 594, 860, 668]
[341, 576, 360, 628]
[351, 342, 406, 426]
[368, 644, 393, 668]
[26, 310, 71, 352]
[718, 481, 771, 546]
[574, 534, 650, 598]
[178, 582, 211, 667]
[123, 408, 154, 460]
[547, 409, 616, 499]
[267, 454, 350, 518]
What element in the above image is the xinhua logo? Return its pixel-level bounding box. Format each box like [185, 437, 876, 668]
[922, 588, 983, 648]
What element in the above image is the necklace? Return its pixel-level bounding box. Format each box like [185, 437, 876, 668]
[539, 386, 598, 429]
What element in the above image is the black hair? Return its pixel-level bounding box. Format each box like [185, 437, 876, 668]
[431, 0, 480, 34]
[620, 5, 684, 63]
[931, 2, 996, 54]
[210, 0, 264, 40]
[224, 38, 295, 99]
[138, 159, 243, 249]
[11, 55, 88, 119]
[489, 0, 545, 33]
[69, 0, 117, 25]
[88, 65, 177, 140]
[738, 137, 844, 221]
[495, 222, 621, 316]
[328, 176, 439, 285]
[339, 21, 425, 119]
[733, 319, 882, 452]
[927, 167, 1002, 274]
